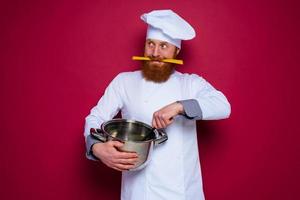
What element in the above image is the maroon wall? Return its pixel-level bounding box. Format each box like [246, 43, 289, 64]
[1, 0, 299, 199]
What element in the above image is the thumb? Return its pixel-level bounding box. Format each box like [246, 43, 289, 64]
[111, 140, 124, 148]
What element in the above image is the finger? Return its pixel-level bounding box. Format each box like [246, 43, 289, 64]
[164, 116, 174, 127]
[104, 162, 123, 171]
[117, 151, 138, 159]
[157, 117, 165, 129]
[159, 114, 167, 128]
[111, 140, 124, 148]
[154, 113, 163, 129]
[115, 163, 136, 171]
[117, 158, 139, 165]
[111, 166, 124, 171]
[152, 117, 157, 128]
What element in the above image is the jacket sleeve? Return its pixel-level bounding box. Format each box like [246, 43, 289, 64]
[179, 99, 203, 119]
[181, 74, 231, 120]
[84, 74, 124, 160]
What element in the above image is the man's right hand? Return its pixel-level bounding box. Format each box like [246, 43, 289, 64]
[92, 141, 138, 171]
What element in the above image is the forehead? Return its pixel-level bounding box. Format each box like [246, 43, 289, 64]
[146, 38, 175, 47]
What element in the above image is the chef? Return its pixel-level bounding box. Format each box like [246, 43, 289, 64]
[84, 9, 231, 200]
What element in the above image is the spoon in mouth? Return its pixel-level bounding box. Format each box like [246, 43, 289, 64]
[132, 56, 183, 65]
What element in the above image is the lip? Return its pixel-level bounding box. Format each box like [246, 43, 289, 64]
[150, 60, 162, 64]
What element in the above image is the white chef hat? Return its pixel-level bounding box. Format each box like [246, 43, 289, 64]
[141, 9, 196, 48]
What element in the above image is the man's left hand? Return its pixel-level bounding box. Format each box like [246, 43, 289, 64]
[152, 102, 184, 129]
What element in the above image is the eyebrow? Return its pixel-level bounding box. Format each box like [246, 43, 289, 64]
[160, 42, 168, 46]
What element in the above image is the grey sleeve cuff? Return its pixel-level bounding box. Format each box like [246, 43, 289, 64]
[85, 134, 101, 161]
[179, 99, 203, 120]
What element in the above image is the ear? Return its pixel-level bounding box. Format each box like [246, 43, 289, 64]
[176, 48, 180, 56]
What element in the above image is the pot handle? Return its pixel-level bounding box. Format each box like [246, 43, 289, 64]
[90, 128, 107, 142]
[153, 129, 168, 146]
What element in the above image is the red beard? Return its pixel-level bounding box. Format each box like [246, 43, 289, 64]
[141, 61, 175, 83]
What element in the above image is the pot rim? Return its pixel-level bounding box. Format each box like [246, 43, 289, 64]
[101, 118, 157, 143]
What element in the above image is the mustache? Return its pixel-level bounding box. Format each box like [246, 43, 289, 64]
[148, 56, 164, 61]
[132, 56, 184, 65]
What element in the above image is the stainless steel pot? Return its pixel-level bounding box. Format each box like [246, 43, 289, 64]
[90, 119, 168, 171]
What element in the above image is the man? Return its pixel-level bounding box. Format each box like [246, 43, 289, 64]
[84, 9, 231, 200]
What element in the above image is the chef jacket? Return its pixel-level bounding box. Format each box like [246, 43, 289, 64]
[84, 70, 231, 200]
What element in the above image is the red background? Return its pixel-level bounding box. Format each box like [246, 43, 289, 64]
[1, 0, 299, 199]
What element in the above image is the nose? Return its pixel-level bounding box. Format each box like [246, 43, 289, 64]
[152, 46, 160, 58]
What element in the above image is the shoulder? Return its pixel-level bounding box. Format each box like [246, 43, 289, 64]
[173, 71, 213, 93]
[173, 71, 206, 83]
[113, 70, 142, 81]
[110, 70, 142, 86]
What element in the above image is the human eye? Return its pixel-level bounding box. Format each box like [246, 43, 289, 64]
[147, 41, 155, 48]
[160, 43, 168, 49]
